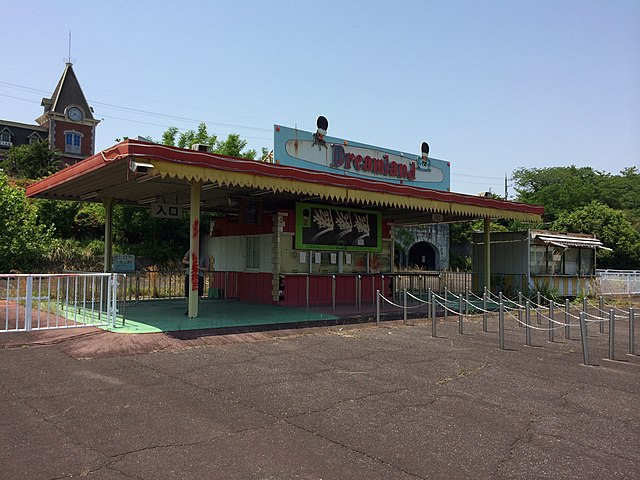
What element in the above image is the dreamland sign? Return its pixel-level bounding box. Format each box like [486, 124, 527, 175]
[273, 125, 450, 191]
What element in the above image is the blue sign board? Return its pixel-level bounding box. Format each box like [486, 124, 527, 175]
[273, 125, 450, 191]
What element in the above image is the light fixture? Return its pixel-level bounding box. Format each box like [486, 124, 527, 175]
[312, 115, 328, 148]
[129, 160, 155, 174]
[421, 142, 431, 170]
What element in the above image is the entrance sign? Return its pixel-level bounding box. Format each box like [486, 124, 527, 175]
[151, 203, 182, 219]
[112, 254, 135, 272]
[295, 202, 382, 252]
[274, 125, 450, 191]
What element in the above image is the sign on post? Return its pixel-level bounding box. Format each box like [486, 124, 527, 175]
[151, 203, 183, 219]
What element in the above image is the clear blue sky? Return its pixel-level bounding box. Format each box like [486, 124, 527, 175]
[2, 0, 638, 196]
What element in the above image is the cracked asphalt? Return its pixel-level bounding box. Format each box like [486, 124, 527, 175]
[0, 314, 638, 479]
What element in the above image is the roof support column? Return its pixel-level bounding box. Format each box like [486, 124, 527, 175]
[188, 181, 201, 318]
[102, 197, 114, 273]
[484, 217, 491, 294]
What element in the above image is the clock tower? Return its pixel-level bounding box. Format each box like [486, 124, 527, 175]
[36, 62, 100, 165]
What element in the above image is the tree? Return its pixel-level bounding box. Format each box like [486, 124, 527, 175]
[217, 133, 256, 159]
[512, 166, 607, 222]
[160, 123, 257, 159]
[0, 173, 55, 271]
[1, 140, 60, 179]
[552, 201, 640, 269]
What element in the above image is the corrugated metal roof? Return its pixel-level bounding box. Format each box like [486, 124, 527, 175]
[26, 140, 545, 224]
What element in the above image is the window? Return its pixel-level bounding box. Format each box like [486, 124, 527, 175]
[0, 130, 12, 147]
[246, 236, 260, 269]
[64, 131, 82, 154]
[29, 135, 42, 145]
[564, 249, 579, 275]
[579, 248, 593, 275]
[547, 247, 563, 274]
[530, 245, 546, 275]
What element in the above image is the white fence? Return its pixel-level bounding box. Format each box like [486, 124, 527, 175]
[597, 270, 640, 295]
[1, 273, 123, 333]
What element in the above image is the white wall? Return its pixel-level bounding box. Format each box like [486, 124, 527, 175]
[202, 234, 273, 273]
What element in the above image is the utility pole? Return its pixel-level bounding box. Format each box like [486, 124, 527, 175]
[504, 174, 508, 200]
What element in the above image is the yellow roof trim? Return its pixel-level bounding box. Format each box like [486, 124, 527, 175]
[150, 159, 541, 222]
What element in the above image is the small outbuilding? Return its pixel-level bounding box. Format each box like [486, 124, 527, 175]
[472, 229, 608, 297]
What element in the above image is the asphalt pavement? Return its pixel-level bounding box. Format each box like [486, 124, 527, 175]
[0, 314, 638, 479]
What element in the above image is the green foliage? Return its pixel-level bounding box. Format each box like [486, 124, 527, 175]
[0, 173, 55, 272]
[552, 201, 640, 269]
[1, 141, 60, 179]
[45, 238, 105, 271]
[34, 200, 105, 239]
[161, 123, 257, 159]
[176, 122, 217, 149]
[449, 255, 471, 271]
[113, 205, 189, 263]
[217, 133, 256, 159]
[511, 165, 639, 223]
[393, 228, 416, 253]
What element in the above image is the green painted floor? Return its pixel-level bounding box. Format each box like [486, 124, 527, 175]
[103, 299, 340, 334]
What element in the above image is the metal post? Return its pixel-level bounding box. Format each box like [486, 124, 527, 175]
[518, 291, 523, 327]
[498, 292, 504, 350]
[306, 275, 310, 310]
[599, 296, 605, 334]
[565, 298, 571, 340]
[458, 294, 464, 335]
[332, 275, 336, 313]
[608, 309, 615, 360]
[525, 300, 532, 346]
[427, 288, 432, 321]
[372, 275, 375, 305]
[629, 308, 635, 356]
[376, 289, 380, 326]
[482, 291, 488, 332]
[431, 291, 436, 338]
[381, 275, 385, 311]
[111, 274, 118, 328]
[465, 289, 469, 315]
[579, 311, 589, 366]
[25, 276, 33, 332]
[403, 289, 407, 325]
[357, 275, 361, 312]
[444, 288, 448, 322]
[582, 296, 587, 315]
[549, 300, 554, 343]
[536, 291, 542, 325]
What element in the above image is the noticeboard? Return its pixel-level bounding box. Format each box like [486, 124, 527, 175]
[112, 254, 135, 272]
[295, 202, 381, 252]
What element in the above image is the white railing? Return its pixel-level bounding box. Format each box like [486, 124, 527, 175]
[1, 273, 123, 332]
[597, 269, 640, 295]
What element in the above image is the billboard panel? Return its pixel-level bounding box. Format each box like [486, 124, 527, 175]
[274, 125, 450, 191]
[295, 202, 382, 252]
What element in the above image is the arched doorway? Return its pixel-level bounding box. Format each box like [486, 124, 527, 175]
[408, 242, 437, 270]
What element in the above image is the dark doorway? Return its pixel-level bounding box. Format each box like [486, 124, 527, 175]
[408, 242, 436, 270]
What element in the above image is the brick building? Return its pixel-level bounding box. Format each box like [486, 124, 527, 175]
[0, 62, 99, 166]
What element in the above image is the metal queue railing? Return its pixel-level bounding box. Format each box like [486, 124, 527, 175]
[1, 273, 124, 332]
[372, 286, 637, 366]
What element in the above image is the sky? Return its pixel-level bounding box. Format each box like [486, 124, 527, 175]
[2, 0, 639, 196]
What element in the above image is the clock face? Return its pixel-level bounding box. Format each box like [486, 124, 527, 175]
[68, 107, 83, 122]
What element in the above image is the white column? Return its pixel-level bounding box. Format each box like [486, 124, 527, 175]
[188, 181, 201, 318]
[102, 197, 114, 273]
[484, 217, 491, 293]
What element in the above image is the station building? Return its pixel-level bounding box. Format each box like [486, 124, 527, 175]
[26, 118, 544, 318]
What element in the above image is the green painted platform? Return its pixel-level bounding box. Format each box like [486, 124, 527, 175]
[103, 299, 340, 334]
